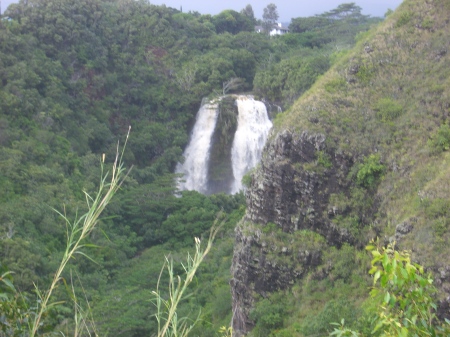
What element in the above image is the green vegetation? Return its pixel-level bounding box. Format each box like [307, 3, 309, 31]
[0, 1, 272, 332]
[4, 0, 450, 335]
[253, 2, 381, 106]
[304, 299, 358, 336]
[250, 295, 285, 336]
[355, 154, 385, 188]
[289, 3, 381, 47]
[395, 11, 413, 27]
[30, 137, 129, 337]
[208, 0, 450, 336]
[316, 150, 333, 169]
[0, 262, 30, 336]
[0, 0, 373, 300]
[428, 123, 450, 153]
[152, 230, 219, 337]
[241, 240, 371, 337]
[241, 170, 253, 188]
[0, 144, 230, 337]
[374, 98, 403, 123]
[330, 242, 450, 336]
[355, 64, 375, 84]
[242, 0, 450, 335]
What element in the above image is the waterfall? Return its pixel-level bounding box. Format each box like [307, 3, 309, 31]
[176, 101, 219, 194]
[230, 96, 272, 193]
[176, 95, 272, 194]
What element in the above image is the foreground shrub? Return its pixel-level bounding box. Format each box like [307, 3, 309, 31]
[330, 241, 450, 337]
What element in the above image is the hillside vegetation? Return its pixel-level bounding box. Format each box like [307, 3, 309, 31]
[279, 0, 450, 266]
[0, 0, 382, 335]
[238, 0, 450, 335]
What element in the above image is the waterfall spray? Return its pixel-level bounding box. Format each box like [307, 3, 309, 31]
[231, 96, 272, 193]
[176, 101, 219, 194]
[177, 95, 272, 194]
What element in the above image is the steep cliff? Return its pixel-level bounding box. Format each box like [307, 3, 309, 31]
[231, 0, 450, 335]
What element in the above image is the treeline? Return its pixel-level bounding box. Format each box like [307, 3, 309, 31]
[253, 3, 381, 105]
[0, 0, 382, 335]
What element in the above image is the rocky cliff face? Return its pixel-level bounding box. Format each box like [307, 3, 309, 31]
[230, 130, 364, 336]
[229, 1, 450, 334]
[245, 130, 356, 242]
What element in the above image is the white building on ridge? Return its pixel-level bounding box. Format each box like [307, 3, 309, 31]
[255, 23, 289, 36]
[269, 23, 289, 36]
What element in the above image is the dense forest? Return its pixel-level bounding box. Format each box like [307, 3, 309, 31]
[0, 0, 387, 336]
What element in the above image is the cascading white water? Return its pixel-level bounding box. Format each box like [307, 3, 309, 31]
[230, 96, 273, 193]
[175, 101, 219, 194]
[176, 95, 272, 194]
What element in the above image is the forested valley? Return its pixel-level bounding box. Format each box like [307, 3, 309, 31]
[0, 0, 389, 335]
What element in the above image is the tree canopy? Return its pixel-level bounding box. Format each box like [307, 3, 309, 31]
[262, 3, 279, 34]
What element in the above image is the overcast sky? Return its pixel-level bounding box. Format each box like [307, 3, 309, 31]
[2, 0, 403, 21]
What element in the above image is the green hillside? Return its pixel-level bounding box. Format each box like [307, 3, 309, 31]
[235, 0, 450, 336]
[278, 0, 450, 265]
[0, 0, 416, 335]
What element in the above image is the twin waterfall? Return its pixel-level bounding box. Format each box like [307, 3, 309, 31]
[176, 95, 273, 195]
[176, 101, 219, 194]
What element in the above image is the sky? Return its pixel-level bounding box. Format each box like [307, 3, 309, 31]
[1, 0, 404, 21]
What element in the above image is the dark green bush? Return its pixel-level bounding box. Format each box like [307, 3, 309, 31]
[301, 298, 358, 336]
[356, 64, 375, 84]
[374, 98, 403, 122]
[250, 297, 285, 336]
[396, 11, 413, 27]
[316, 151, 333, 169]
[324, 78, 347, 94]
[262, 222, 279, 234]
[242, 171, 253, 188]
[356, 154, 385, 188]
[423, 198, 450, 218]
[428, 123, 450, 153]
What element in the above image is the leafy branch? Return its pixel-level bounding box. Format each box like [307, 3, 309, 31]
[330, 240, 450, 337]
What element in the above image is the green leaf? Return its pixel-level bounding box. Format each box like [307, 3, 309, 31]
[400, 327, 408, 337]
[372, 319, 385, 333]
[1, 278, 16, 292]
[369, 266, 378, 275]
[371, 250, 381, 257]
[82, 243, 102, 249]
[384, 291, 390, 304]
[374, 270, 381, 285]
[74, 250, 99, 265]
[0, 293, 10, 300]
[370, 288, 379, 297]
[382, 253, 389, 268]
[400, 267, 408, 279]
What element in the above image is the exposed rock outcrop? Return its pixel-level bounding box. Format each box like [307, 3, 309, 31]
[245, 130, 354, 243]
[230, 130, 358, 336]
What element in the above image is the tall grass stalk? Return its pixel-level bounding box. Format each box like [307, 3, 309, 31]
[30, 127, 131, 337]
[152, 221, 222, 337]
[69, 270, 98, 337]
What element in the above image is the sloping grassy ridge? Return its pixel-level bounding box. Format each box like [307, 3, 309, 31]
[276, 0, 450, 269]
[240, 0, 450, 335]
[303, 0, 447, 251]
